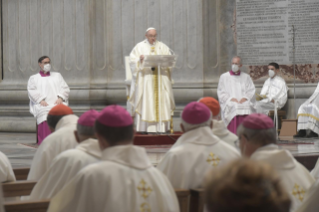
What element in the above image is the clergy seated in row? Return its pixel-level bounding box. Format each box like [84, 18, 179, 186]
[217, 56, 256, 134]
[237, 113, 315, 211]
[28, 56, 70, 144]
[199, 97, 238, 147]
[204, 159, 291, 212]
[255, 62, 288, 115]
[294, 81, 319, 138]
[48, 105, 179, 212]
[157, 102, 240, 189]
[296, 180, 319, 212]
[128, 27, 175, 133]
[0, 151, 15, 183]
[27, 105, 78, 181]
[29, 110, 101, 200]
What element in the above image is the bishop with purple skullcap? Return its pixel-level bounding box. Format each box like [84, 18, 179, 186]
[97, 105, 133, 127]
[242, 113, 274, 130]
[78, 110, 99, 127]
[182, 102, 211, 124]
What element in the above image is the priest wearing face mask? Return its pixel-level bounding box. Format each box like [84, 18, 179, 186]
[217, 56, 256, 134]
[255, 62, 288, 115]
[27, 56, 70, 144]
[128, 28, 175, 133]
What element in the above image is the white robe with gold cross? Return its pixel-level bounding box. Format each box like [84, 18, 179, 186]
[295, 180, 319, 212]
[297, 82, 319, 134]
[28, 138, 101, 200]
[250, 144, 315, 211]
[157, 126, 240, 189]
[129, 40, 175, 132]
[47, 145, 179, 212]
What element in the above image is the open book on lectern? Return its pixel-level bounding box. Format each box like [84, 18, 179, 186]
[141, 55, 178, 69]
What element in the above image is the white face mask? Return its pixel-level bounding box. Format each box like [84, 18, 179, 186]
[269, 70, 275, 78]
[232, 64, 239, 73]
[43, 64, 51, 72]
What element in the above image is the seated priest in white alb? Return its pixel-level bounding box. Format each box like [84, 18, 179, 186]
[294, 82, 319, 138]
[0, 151, 15, 183]
[237, 113, 315, 211]
[27, 105, 78, 181]
[255, 62, 288, 115]
[295, 180, 319, 212]
[157, 102, 240, 189]
[28, 56, 70, 145]
[128, 27, 175, 133]
[47, 105, 179, 212]
[199, 97, 238, 147]
[217, 56, 255, 134]
[29, 110, 101, 200]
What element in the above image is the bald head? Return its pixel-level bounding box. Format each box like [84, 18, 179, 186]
[145, 29, 157, 45]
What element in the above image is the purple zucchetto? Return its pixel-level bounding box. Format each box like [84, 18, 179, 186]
[97, 105, 133, 127]
[182, 102, 211, 124]
[78, 110, 100, 127]
[242, 113, 274, 130]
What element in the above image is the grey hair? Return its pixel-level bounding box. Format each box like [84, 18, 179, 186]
[77, 123, 95, 136]
[232, 56, 243, 65]
[181, 117, 212, 132]
[237, 124, 277, 146]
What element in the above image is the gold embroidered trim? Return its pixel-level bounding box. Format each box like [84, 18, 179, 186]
[153, 67, 159, 122]
[297, 113, 319, 122]
[206, 153, 220, 167]
[292, 183, 305, 202]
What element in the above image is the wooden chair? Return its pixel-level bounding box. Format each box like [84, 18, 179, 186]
[4, 199, 50, 212]
[190, 188, 204, 212]
[268, 110, 286, 131]
[13, 168, 30, 181]
[175, 189, 190, 212]
[2, 181, 36, 197]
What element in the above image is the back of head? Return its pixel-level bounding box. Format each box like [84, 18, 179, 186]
[237, 113, 277, 146]
[95, 105, 134, 147]
[47, 105, 73, 131]
[198, 97, 220, 120]
[204, 159, 291, 212]
[181, 102, 212, 132]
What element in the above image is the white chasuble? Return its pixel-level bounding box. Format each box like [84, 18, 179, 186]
[157, 126, 240, 189]
[129, 40, 175, 132]
[0, 151, 16, 183]
[48, 145, 179, 212]
[28, 72, 70, 124]
[256, 75, 288, 115]
[295, 180, 319, 212]
[212, 119, 238, 147]
[297, 82, 319, 134]
[217, 72, 256, 126]
[29, 138, 101, 200]
[251, 144, 315, 211]
[27, 115, 78, 181]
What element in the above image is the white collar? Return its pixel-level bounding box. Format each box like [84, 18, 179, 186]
[76, 138, 101, 159]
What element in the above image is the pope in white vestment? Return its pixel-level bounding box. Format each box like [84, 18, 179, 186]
[0, 151, 15, 183]
[238, 114, 315, 212]
[48, 105, 179, 212]
[158, 102, 240, 189]
[255, 63, 288, 115]
[294, 82, 319, 138]
[27, 106, 78, 181]
[217, 56, 255, 134]
[129, 28, 175, 133]
[28, 56, 70, 144]
[29, 110, 101, 200]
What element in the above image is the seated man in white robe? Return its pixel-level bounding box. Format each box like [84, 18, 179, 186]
[29, 110, 101, 200]
[27, 105, 78, 181]
[0, 151, 15, 183]
[199, 97, 238, 147]
[255, 62, 288, 115]
[157, 102, 240, 189]
[129, 28, 175, 133]
[294, 82, 319, 138]
[217, 56, 255, 134]
[237, 113, 315, 211]
[47, 105, 179, 212]
[28, 56, 70, 145]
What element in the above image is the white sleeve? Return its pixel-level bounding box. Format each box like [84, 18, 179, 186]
[242, 75, 256, 101]
[27, 76, 46, 104]
[57, 74, 70, 101]
[217, 75, 233, 104]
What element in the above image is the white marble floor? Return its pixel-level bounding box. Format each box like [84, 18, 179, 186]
[0, 133, 37, 168]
